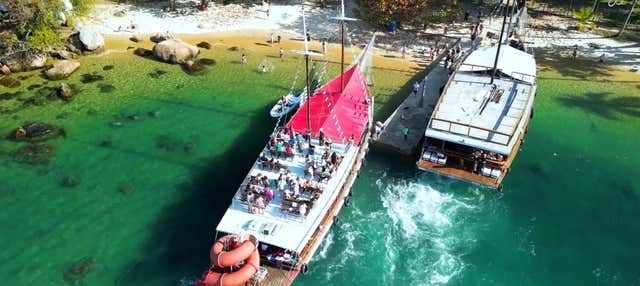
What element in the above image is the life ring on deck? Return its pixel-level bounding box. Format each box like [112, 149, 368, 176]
[210, 234, 258, 267]
[197, 234, 260, 286]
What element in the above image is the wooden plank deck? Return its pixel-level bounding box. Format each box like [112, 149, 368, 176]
[256, 266, 296, 286]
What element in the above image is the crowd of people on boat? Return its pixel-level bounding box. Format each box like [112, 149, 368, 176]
[242, 127, 348, 218]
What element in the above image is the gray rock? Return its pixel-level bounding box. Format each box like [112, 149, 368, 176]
[46, 60, 80, 80]
[78, 27, 104, 51]
[152, 39, 199, 64]
[57, 83, 75, 101]
[0, 49, 48, 72]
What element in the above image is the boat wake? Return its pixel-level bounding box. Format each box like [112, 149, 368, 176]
[377, 176, 481, 285]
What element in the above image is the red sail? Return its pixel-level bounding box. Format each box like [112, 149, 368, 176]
[286, 64, 371, 145]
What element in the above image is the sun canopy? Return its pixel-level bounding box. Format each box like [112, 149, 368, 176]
[458, 44, 537, 83]
[287, 65, 371, 145]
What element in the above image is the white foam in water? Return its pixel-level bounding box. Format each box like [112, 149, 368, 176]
[316, 231, 334, 260]
[379, 178, 480, 285]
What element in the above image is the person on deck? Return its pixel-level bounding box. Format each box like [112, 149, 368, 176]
[413, 81, 420, 96]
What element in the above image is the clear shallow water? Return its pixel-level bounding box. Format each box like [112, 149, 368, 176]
[1, 45, 639, 286]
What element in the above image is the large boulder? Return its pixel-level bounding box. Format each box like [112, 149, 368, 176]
[45, 60, 80, 80]
[78, 27, 104, 51]
[152, 39, 199, 64]
[0, 49, 48, 72]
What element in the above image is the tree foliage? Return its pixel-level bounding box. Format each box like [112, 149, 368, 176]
[354, 0, 429, 26]
[71, 0, 96, 16]
[574, 6, 597, 31]
[0, 0, 78, 50]
[354, 0, 460, 27]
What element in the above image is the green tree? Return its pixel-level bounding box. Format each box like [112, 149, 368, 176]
[354, 0, 430, 26]
[71, 0, 96, 16]
[574, 6, 596, 31]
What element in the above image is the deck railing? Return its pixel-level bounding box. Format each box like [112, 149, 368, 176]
[429, 117, 514, 146]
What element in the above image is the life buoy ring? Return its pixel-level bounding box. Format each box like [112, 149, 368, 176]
[210, 235, 257, 267]
[198, 235, 260, 286]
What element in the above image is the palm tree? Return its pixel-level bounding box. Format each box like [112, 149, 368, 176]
[573, 7, 596, 31]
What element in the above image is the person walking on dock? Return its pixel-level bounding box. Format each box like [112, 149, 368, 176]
[412, 81, 420, 96]
[403, 127, 409, 142]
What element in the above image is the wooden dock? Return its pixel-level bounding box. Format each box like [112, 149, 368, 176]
[374, 62, 450, 156]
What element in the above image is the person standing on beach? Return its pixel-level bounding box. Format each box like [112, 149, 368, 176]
[279, 48, 284, 59]
[572, 45, 578, 61]
[270, 33, 274, 46]
[242, 53, 247, 64]
[322, 40, 327, 54]
[277, 35, 282, 44]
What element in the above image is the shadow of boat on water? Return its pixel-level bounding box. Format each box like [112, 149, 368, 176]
[115, 105, 275, 285]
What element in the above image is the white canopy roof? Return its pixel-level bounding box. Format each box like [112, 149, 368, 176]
[458, 45, 537, 83]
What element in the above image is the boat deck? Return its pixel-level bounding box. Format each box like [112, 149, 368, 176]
[216, 135, 358, 253]
[257, 266, 297, 286]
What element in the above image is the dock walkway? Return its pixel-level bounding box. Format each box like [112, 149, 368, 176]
[374, 62, 450, 156]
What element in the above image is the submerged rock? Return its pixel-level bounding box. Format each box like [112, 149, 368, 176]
[97, 83, 115, 93]
[102, 65, 114, 71]
[228, 46, 239, 51]
[129, 35, 142, 43]
[156, 134, 177, 151]
[99, 137, 113, 147]
[148, 110, 160, 118]
[0, 76, 21, 88]
[183, 60, 206, 75]
[127, 114, 139, 121]
[116, 182, 133, 195]
[13, 144, 56, 165]
[148, 69, 167, 79]
[27, 84, 43, 90]
[61, 176, 80, 188]
[80, 73, 104, 84]
[133, 48, 153, 57]
[197, 41, 211, 49]
[63, 257, 94, 285]
[10, 122, 62, 142]
[45, 60, 81, 80]
[56, 83, 76, 101]
[152, 39, 199, 64]
[198, 58, 216, 66]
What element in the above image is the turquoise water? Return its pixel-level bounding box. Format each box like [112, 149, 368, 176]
[1, 44, 639, 286]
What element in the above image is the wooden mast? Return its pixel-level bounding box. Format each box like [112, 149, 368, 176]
[491, 0, 510, 85]
[302, 3, 312, 144]
[331, 0, 356, 92]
